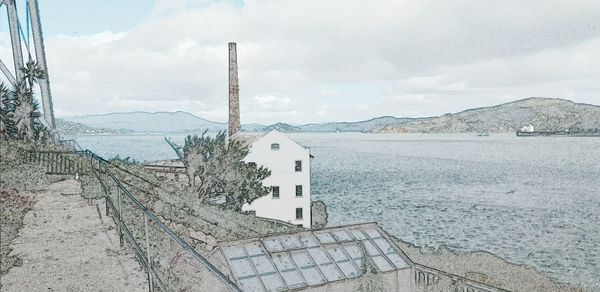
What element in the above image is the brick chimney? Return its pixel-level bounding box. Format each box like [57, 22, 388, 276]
[228, 42, 240, 137]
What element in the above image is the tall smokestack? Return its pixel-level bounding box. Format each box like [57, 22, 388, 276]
[228, 42, 240, 137]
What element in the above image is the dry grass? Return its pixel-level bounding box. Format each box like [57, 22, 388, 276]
[0, 190, 36, 278]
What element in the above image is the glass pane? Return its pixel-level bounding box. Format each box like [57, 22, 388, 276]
[290, 250, 313, 269]
[386, 252, 410, 269]
[299, 234, 319, 247]
[326, 245, 348, 262]
[371, 255, 394, 272]
[245, 243, 266, 256]
[223, 246, 246, 260]
[230, 258, 256, 278]
[299, 267, 325, 285]
[272, 253, 295, 272]
[280, 235, 303, 249]
[240, 277, 264, 292]
[251, 255, 276, 274]
[338, 260, 360, 278]
[307, 247, 331, 265]
[263, 239, 285, 252]
[281, 270, 306, 289]
[315, 232, 335, 244]
[319, 263, 344, 282]
[260, 273, 285, 292]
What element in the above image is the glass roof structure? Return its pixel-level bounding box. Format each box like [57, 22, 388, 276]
[218, 223, 413, 291]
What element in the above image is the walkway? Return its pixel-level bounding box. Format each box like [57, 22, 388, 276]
[1, 179, 148, 291]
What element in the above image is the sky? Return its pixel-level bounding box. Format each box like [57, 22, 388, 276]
[1, 0, 600, 124]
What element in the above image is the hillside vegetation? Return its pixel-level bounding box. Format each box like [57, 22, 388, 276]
[380, 97, 600, 133]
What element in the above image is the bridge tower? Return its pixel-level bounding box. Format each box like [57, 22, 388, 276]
[0, 0, 55, 129]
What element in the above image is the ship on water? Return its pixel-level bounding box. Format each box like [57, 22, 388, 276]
[517, 124, 600, 137]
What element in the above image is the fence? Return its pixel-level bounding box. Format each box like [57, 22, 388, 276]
[26, 147, 242, 292]
[413, 264, 509, 292]
[23, 150, 90, 175]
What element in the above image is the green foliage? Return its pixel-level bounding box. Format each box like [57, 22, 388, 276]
[0, 140, 49, 191]
[21, 60, 46, 90]
[167, 131, 271, 211]
[0, 61, 49, 142]
[108, 155, 140, 165]
[0, 82, 15, 139]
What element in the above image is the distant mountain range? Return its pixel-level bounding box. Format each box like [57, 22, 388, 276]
[59, 97, 600, 134]
[65, 111, 226, 133]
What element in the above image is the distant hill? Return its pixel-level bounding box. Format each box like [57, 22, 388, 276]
[297, 116, 416, 132]
[61, 98, 600, 134]
[65, 111, 226, 133]
[379, 97, 600, 133]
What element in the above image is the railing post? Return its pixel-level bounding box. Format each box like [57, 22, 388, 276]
[102, 163, 110, 217]
[105, 196, 110, 216]
[144, 212, 154, 292]
[118, 186, 124, 246]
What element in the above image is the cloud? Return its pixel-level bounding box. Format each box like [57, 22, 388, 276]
[1, 0, 599, 124]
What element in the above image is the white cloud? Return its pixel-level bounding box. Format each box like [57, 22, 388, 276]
[2, 0, 599, 124]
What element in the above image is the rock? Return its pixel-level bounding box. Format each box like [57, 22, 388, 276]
[311, 200, 328, 229]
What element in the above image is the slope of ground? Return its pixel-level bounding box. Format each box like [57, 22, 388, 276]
[0, 190, 36, 280]
[0, 179, 148, 291]
[393, 238, 584, 292]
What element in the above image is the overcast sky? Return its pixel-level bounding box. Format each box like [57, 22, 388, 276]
[1, 0, 600, 124]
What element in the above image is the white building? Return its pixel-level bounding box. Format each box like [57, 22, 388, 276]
[234, 130, 312, 228]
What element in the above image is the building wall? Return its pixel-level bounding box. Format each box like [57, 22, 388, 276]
[241, 131, 312, 228]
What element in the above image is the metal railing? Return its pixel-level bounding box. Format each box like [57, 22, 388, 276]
[27, 147, 242, 292]
[414, 264, 509, 292]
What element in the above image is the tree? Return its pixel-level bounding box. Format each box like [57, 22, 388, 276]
[12, 81, 42, 141]
[21, 59, 45, 90]
[0, 61, 48, 141]
[166, 131, 271, 211]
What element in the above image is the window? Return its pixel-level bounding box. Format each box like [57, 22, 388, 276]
[271, 143, 280, 150]
[295, 185, 303, 197]
[272, 186, 280, 198]
[296, 208, 303, 220]
[295, 160, 302, 172]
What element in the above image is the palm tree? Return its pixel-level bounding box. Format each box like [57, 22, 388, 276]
[21, 59, 45, 91]
[12, 81, 41, 141]
[1, 62, 48, 141]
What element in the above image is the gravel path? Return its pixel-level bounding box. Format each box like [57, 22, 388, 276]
[0, 179, 148, 291]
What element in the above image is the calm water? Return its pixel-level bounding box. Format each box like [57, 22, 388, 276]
[70, 133, 600, 290]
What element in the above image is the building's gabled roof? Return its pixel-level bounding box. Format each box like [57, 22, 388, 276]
[230, 132, 267, 147]
[215, 223, 413, 291]
[231, 130, 309, 150]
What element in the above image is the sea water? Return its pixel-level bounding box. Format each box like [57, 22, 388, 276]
[69, 133, 600, 290]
